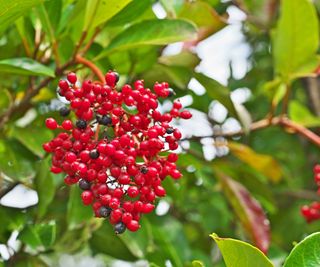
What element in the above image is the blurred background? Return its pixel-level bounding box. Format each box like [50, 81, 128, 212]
[0, 0, 319, 266]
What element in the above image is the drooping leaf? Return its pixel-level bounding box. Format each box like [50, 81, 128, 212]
[210, 233, 274, 267]
[273, 0, 319, 81]
[214, 171, 270, 254]
[283, 232, 320, 267]
[83, 0, 132, 31]
[289, 100, 320, 128]
[194, 72, 237, 117]
[35, 158, 56, 218]
[0, 0, 44, 33]
[0, 58, 55, 77]
[228, 142, 283, 183]
[97, 19, 197, 58]
[159, 51, 201, 69]
[67, 186, 93, 229]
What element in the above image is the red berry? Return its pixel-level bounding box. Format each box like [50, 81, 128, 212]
[67, 72, 77, 84]
[45, 118, 58, 130]
[81, 190, 94, 205]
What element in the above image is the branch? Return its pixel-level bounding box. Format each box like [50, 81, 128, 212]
[182, 116, 320, 147]
[75, 54, 105, 83]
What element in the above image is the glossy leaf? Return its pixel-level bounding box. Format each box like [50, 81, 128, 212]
[97, 19, 197, 58]
[283, 232, 320, 267]
[0, 0, 43, 33]
[83, 0, 132, 31]
[210, 233, 274, 267]
[159, 51, 201, 68]
[0, 58, 55, 77]
[228, 142, 282, 183]
[273, 0, 319, 81]
[192, 260, 205, 267]
[215, 172, 270, 254]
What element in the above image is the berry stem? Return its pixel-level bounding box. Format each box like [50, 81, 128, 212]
[95, 124, 100, 141]
[75, 54, 105, 83]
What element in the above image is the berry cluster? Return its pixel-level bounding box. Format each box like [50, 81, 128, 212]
[301, 164, 320, 222]
[43, 71, 192, 234]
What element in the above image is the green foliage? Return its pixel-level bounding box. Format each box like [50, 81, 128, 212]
[0, 0, 319, 266]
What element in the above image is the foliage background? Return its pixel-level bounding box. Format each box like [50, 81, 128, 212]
[0, 0, 319, 266]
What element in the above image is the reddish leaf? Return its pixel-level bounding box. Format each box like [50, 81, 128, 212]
[216, 171, 270, 254]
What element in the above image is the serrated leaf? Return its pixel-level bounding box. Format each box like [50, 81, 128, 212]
[283, 232, 320, 267]
[210, 233, 274, 267]
[273, 0, 319, 81]
[0, 0, 44, 33]
[214, 172, 270, 254]
[228, 142, 282, 183]
[0, 58, 55, 77]
[83, 0, 132, 31]
[97, 19, 197, 58]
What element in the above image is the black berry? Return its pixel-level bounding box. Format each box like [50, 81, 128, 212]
[99, 115, 112, 126]
[59, 106, 70, 117]
[79, 179, 91, 190]
[76, 119, 87, 129]
[99, 206, 112, 218]
[114, 222, 126, 234]
[168, 88, 175, 97]
[140, 166, 148, 174]
[166, 127, 174, 134]
[89, 149, 99, 159]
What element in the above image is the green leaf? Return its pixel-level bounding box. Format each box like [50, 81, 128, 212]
[107, 0, 152, 27]
[10, 124, 53, 158]
[159, 51, 201, 68]
[97, 19, 197, 58]
[273, 0, 319, 81]
[192, 260, 205, 267]
[0, 139, 36, 181]
[35, 158, 56, 218]
[90, 222, 137, 261]
[210, 233, 274, 267]
[67, 186, 93, 229]
[194, 72, 237, 117]
[83, 0, 132, 31]
[228, 142, 283, 183]
[19, 221, 56, 249]
[0, 89, 12, 116]
[283, 232, 320, 267]
[289, 100, 320, 128]
[0, 58, 55, 77]
[214, 171, 271, 254]
[0, 0, 44, 33]
[178, 0, 226, 42]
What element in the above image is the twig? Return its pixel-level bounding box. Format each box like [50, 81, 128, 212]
[181, 116, 320, 147]
[75, 54, 105, 83]
[80, 27, 101, 56]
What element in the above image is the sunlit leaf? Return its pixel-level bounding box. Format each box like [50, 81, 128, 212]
[0, 0, 44, 33]
[97, 19, 197, 58]
[283, 232, 320, 267]
[273, 0, 319, 81]
[210, 233, 274, 267]
[289, 100, 320, 128]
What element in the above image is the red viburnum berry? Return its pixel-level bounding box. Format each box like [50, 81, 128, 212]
[43, 71, 192, 234]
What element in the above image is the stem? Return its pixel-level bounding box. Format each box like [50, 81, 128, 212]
[95, 124, 100, 141]
[80, 28, 101, 56]
[181, 116, 320, 148]
[281, 83, 291, 116]
[73, 31, 88, 58]
[75, 54, 105, 83]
